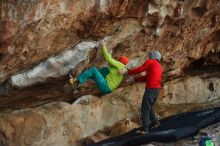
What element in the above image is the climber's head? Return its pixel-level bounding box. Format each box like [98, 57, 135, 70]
[149, 51, 161, 61]
[119, 56, 129, 65]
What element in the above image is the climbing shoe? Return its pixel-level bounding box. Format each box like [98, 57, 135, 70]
[72, 78, 79, 89]
[135, 127, 149, 135]
[67, 69, 74, 85]
[150, 121, 161, 129]
[67, 69, 79, 89]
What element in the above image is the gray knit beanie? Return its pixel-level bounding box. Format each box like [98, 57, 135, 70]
[149, 51, 161, 61]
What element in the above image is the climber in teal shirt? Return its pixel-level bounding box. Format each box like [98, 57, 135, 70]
[67, 40, 129, 94]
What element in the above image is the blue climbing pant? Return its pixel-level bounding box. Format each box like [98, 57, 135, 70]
[77, 66, 111, 94]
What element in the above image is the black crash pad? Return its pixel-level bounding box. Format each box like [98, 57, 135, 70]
[88, 107, 220, 146]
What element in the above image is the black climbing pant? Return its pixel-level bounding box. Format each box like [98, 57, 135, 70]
[141, 88, 160, 129]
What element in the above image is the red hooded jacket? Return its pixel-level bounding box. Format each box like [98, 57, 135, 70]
[128, 59, 162, 88]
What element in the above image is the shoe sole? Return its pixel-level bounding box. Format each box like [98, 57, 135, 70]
[67, 70, 77, 92]
[136, 131, 148, 135]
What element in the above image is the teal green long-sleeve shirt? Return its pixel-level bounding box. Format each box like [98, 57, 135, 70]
[102, 47, 126, 91]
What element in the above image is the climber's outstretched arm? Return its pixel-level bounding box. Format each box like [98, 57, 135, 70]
[100, 40, 122, 69]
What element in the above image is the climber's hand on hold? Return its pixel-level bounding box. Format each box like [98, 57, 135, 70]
[126, 76, 134, 83]
[100, 39, 107, 48]
[118, 68, 128, 75]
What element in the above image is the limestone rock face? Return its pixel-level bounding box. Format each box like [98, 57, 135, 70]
[0, 0, 146, 83]
[0, 0, 220, 146]
[0, 0, 220, 108]
[0, 84, 143, 146]
[161, 76, 220, 104]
